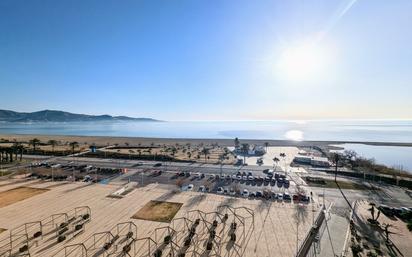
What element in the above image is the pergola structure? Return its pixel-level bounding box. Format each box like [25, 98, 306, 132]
[0, 206, 91, 257]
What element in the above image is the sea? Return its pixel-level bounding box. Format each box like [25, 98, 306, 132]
[0, 120, 411, 172]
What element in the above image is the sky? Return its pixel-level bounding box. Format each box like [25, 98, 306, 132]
[0, 0, 411, 121]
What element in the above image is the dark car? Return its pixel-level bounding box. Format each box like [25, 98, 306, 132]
[274, 173, 280, 179]
[256, 191, 263, 198]
[153, 163, 162, 167]
[283, 193, 292, 201]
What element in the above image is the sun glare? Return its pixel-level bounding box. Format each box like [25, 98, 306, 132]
[285, 130, 304, 141]
[276, 42, 328, 83]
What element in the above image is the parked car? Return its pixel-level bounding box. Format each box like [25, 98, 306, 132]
[242, 176, 248, 181]
[217, 187, 224, 194]
[249, 192, 256, 198]
[236, 175, 242, 180]
[248, 176, 254, 181]
[256, 191, 263, 198]
[232, 175, 237, 180]
[153, 163, 162, 167]
[223, 188, 229, 194]
[277, 193, 283, 201]
[199, 185, 206, 192]
[195, 173, 202, 178]
[242, 189, 249, 197]
[283, 193, 291, 201]
[274, 173, 280, 179]
[265, 176, 271, 182]
[187, 184, 194, 191]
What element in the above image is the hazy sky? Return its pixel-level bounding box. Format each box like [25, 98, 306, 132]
[1, 0, 411, 121]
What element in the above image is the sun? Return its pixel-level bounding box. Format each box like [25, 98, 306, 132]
[276, 42, 327, 83]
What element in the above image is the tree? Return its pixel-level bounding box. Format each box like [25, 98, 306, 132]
[29, 138, 41, 153]
[280, 152, 287, 173]
[332, 153, 340, 183]
[273, 157, 280, 171]
[201, 148, 210, 163]
[171, 147, 177, 159]
[240, 144, 249, 164]
[343, 150, 358, 169]
[382, 223, 396, 243]
[234, 137, 240, 148]
[264, 142, 269, 151]
[368, 203, 381, 223]
[187, 151, 192, 160]
[48, 140, 58, 154]
[69, 141, 79, 155]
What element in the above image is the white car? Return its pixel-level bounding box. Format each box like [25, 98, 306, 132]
[248, 175, 254, 181]
[195, 173, 202, 178]
[187, 184, 194, 191]
[242, 189, 249, 197]
[209, 174, 215, 179]
[277, 193, 283, 201]
[217, 187, 224, 194]
[199, 185, 205, 192]
[237, 175, 242, 180]
[231, 175, 237, 179]
[242, 176, 248, 181]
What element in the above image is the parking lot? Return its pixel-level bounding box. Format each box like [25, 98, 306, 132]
[127, 167, 312, 204]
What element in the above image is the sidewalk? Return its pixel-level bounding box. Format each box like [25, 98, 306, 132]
[317, 209, 350, 257]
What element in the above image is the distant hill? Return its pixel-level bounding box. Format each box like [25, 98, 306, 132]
[0, 109, 161, 122]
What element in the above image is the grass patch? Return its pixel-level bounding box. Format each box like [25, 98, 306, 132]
[305, 177, 370, 190]
[0, 187, 49, 208]
[132, 200, 183, 223]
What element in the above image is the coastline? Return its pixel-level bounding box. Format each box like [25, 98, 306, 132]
[1, 133, 412, 148]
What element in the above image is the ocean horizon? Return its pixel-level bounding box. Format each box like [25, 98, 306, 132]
[1, 119, 412, 172]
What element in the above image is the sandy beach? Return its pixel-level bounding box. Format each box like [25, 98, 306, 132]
[2, 134, 412, 148]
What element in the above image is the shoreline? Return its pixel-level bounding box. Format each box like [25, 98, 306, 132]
[1, 133, 412, 147]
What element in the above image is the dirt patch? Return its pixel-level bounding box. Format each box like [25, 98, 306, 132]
[132, 200, 183, 223]
[0, 228, 6, 234]
[0, 187, 49, 208]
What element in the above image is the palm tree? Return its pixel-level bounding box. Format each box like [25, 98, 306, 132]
[273, 157, 280, 171]
[48, 140, 58, 154]
[332, 153, 340, 183]
[201, 148, 210, 163]
[69, 141, 79, 155]
[368, 203, 381, 222]
[240, 143, 249, 164]
[234, 137, 240, 149]
[280, 152, 286, 173]
[29, 138, 41, 153]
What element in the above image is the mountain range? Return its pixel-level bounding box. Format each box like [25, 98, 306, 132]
[0, 109, 160, 122]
